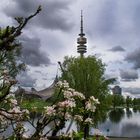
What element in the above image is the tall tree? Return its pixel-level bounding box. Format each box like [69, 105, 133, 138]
[59, 55, 115, 137]
[60, 56, 115, 99]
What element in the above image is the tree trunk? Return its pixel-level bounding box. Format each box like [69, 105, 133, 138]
[52, 121, 65, 136]
[84, 124, 89, 139]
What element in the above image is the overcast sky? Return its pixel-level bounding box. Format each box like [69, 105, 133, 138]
[0, 0, 140, 97]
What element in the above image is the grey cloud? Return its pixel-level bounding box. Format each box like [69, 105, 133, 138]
[108, 46, 125, 52]
[125, 48, 140, 69]
[120, 69, 138, 81]
[97, 1, 118, 35]
[87, 0, 118, 37]
[34, 70, 42, 74]
[108, 60, 123, 64]
[20, 36, 51, 67]
[86, 0, 140, 48]
[42, 78, 48, 81]
[3, 0, 74, 31]
[17, 71, 36, 87]
[123, 87, 140, 95]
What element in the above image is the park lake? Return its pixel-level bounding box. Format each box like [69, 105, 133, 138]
[98, 108, 140, 138]
[2, 108, 140, 138]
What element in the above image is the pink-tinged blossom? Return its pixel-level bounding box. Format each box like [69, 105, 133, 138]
[73, 91, 85, 100]
[58, 100, 76, 108]
[9, 98, 17, 105]
[9, 106, 21, 114]
[94, 128, 103, 136]
[44, 106, 56, 116]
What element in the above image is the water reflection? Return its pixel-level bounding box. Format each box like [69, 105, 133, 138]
[109, 108, 125, 123]
[133, 107, 138, 113]
[121, 123, 140, 137]
[126, 108, 132, 118]
[98, 108, 140, 137]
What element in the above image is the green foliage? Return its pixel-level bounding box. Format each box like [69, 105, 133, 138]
[0, 5, 41, 51]
[111, 94, 125, 108]
[72, 131, 84, 140]
[20, 98, 49, 112]
[87, 136, 106, 140]
[126, 96, 132, 108]
[61, 56, 115, 98]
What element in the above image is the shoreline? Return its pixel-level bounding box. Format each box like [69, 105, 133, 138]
[108, 136, 140, 140]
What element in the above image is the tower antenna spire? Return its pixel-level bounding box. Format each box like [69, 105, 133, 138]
[77, 10, 87, 57]
[80, 10, 83, 35]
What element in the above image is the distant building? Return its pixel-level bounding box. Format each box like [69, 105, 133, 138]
[15, 76, 58, 101]
[112, 86, 122, 95]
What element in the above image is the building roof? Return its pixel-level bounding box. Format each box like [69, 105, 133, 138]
[15, 76, 58, 100]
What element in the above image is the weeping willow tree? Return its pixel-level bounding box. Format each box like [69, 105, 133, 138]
[59, 55, 115, 125]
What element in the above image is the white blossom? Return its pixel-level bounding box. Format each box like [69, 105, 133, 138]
[57, 80, 69, 88]
[57, 81, 63, 87]
[85, 101, 96, 112]
[0, 115, 5, 121]
[74, 115, 83, 122]
[56, 120, 60, 126]
[22, 109, 29, 115]
[63, 80, 69, 88]
[39, 138, 48, 140]
[90, 96, 100, 104]
[63, 90, 73, 99]
[9, 106, 21, 114]
[6, 94, 15, 99]
[68, 88, 75, 92]
[65, 112, 72, 120]
[44, 106, 56, 116]
[22, 133, 30, 139]
[84, 118, 93, 124]
[94, 128, 103, 136]
[2, 69, 8, 75]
